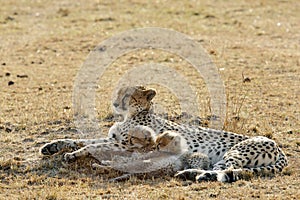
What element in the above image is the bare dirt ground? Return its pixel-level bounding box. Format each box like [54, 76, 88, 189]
[0, 0, 299, 199]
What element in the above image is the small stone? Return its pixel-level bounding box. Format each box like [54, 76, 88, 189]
[5, 16, 14, 21]
[5, 127, 12, 132]
[63, 106, 71, 110]
[243, 77, 251, 83]
[8, 81, 14, 86]
[17, 74, 28, 78]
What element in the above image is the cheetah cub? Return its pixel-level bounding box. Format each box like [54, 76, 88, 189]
[91, 125, 156, 170]
[154, 131, 211, 170]
[127, 125, 156, 152]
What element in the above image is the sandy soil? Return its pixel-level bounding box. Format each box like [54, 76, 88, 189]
[0, 0, 299, 199]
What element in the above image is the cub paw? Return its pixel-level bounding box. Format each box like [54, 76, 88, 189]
[63, 153, 77, 163]
[91, 163, 111, 170]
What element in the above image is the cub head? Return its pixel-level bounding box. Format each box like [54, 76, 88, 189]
[154, 131, 187, 154]
[128, 125, 156, 151]
[112, 86, 156, 117]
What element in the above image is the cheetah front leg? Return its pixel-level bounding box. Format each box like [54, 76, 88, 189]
[40, 138, 114, 156]
[63, 142, 131, 163]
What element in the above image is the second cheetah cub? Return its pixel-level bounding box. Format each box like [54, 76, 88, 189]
[155, 131, 211, 170]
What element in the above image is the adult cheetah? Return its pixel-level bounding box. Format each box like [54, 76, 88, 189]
[40, 86, 288, 182]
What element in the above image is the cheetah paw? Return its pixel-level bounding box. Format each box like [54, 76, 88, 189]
[40, 142, 60, 155]
[175, 169, 204, 181]
[195, 171, 219, 182]
[195, 170, 238, 183]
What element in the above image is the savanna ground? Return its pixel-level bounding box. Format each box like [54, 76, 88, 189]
[0, 0, 299, 199]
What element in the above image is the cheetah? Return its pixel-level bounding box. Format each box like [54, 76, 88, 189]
[40, 85, 288, 182]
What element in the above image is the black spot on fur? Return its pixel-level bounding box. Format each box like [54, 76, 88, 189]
[267, 153, 273, 159]
[246, 159, 252, 165]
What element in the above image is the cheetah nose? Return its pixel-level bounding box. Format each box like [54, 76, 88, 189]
[113, 102, 119, 107]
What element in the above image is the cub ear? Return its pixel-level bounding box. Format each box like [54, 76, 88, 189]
[144, 89, 156, 101]
[173, 135, 181, 146]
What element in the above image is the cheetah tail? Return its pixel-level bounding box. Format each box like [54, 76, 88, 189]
[219, 150, 288, 183]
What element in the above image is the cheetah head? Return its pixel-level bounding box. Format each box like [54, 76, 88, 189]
[127, 125, 156, 150]
[154, 131, 187, 154]
[112, 85, 156, 117]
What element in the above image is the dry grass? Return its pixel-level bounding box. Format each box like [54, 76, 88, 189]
[1, 0, 300, 199]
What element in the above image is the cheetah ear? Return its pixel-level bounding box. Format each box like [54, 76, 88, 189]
[144, 89, 156, 101]
[173, 135, 181, 146]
